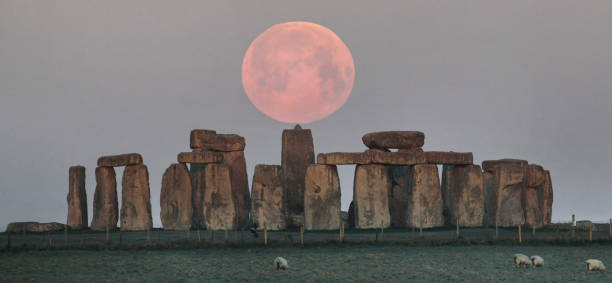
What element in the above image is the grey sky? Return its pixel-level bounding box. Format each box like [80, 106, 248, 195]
[1, 0, 611, 230]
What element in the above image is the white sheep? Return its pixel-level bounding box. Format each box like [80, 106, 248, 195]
[585, 259, 606, 271]
[513, 254, 531, 266]
[274, 257, 289, 270]
[530, 255, 544, 267]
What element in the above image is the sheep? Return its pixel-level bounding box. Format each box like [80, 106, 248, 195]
[530, 255, 544, 267]
[513, 254, 531, 266]
[274, 257, 289, 270]
[585, 259, 606, 271]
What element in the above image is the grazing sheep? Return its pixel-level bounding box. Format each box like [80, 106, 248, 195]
[530, 255, 544, 267]
[585, 259, 606, 271]
[513, 254, 531, 266]
[274, 257, 289, 270]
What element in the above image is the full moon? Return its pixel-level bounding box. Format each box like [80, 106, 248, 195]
[242, 22, 355, 124]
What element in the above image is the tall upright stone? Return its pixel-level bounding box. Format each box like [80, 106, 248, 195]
[190, 163, 206, 229]
[251, 165, 286, 230]
[203, 164, 237, 230]
[219, 150, 250, 229]
[540, 171, 553, 225]
[67, 166, 88, 230]
[441, 165, 485, 227]
[160, 163, 193, 230]
[353, 164, 391, 229]
[281, 124, 314, 227]
[120, 164, 153, 231]
[304, 165, 341, 230]
[482, 159, 527, 227]
[523, 164, 545, 228]
[406, 164, 444, 228]
[389, 166, 411, 227]
[91, 166, 118, 231]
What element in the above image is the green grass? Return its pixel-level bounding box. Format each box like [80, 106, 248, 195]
[1, 244, 611, 282]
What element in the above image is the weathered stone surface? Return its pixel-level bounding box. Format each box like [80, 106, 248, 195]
[424, 151, 473, 165]
[251, 165, 285, 230]
[282, 124, 314, 227]
[389, 166, 411, 227]
[406, 165, 444, 228]
[362, 131, 425, 150]
[190, 163, 207, 229]
[539, 170, 553, 225]
[317, 152, 370, 165]
[370, 150, 427, 165]
[441, 165, 485, 227]
[191, 131, 245, 152]
[160, 163, 193, 230]
[120, 165, 153, 231]
[190, 129, 217, 148]
[526, 164, 546, 188]
[203, 164, 237, 230]
[67, 166, 87, 230]
[6, 222, 65, 233]
[353, 164, 391, 229]
[220, 151, 251, 229]
[91, 166, 118, 231]
[304, 165, 341, 230]
[482, 159, 527, 227]
[177, 151, 223, 164]
[348, 201, 355, 228]
[97, 153, 142, 167]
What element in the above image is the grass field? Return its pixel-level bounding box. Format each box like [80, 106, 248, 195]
[1, 244, 611, 282]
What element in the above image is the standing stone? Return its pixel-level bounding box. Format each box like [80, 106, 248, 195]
[120, 165, 153, 231]
[251, 165, 285, 230]
[353, 164, 391, 229]
[539, 171, 553, 225]
[281, 124, 314, 227]
[97, 153, 143, 167]
[482, 159, 527, 227]
[348, 201, 355, 228]
[190, 163, 207, 229]
[523, 164, 546, 228]
[304, 165, 341, 230]
[191, 131, 246, 152]
[67, 166, 88, 229]
[220, 150, 250, 229]
[91, 166, 118, 231]
[441, 165, 485, 227]
[203, 164, 236, 230]
[406, 165, 444, 228]
[362, 131, 425, 150]
[160, 163, 193, 230]
[389, 166, 411, 227]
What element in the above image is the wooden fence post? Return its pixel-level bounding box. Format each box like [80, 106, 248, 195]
[264, 226, 268, 246]
[339, 223, 344, 243]
[197, 229, 201, 242]
[571, 214, 576, 238]
[456, 219, 460, 239]
[300, 226, 304, 245]
[518, 224, 522, 244]
[589, 223, 593, 242]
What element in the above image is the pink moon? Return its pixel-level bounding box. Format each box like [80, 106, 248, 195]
[242, 21, 355, 124]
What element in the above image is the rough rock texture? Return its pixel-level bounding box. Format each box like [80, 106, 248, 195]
[67, 166, 88, 230]
[441, 165, 485, 227]
[539, 171, 553, 225]
[97, 153, 142, 167]
[251, 165, 286, 230]
[353, 164, 391, 229]
[281, 124, 315, 228]
[6, 222, 65, 233]
[220, 150, 250, 229]
[304, 165, 341, 230]
[424, 152, 473, 165]
[317, 152, 370, 165]
[120, 165, 153, 231]
[91, 166, 118, 231]
[177, 151, 223, 164]
[203, 164, 237, 230]
[482, 159, 527, 227]
[406, 165, 444, 228]
[523, 164, 546, 228]
[190, 129, 217, 148]
[369, 150, 427, 165]
[160, 163, 193, 230]
[189, 163, 207, 229]
[389, 166, 411, 227]
[191, 131, 245, 152]
[362, 131, 425, 150]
